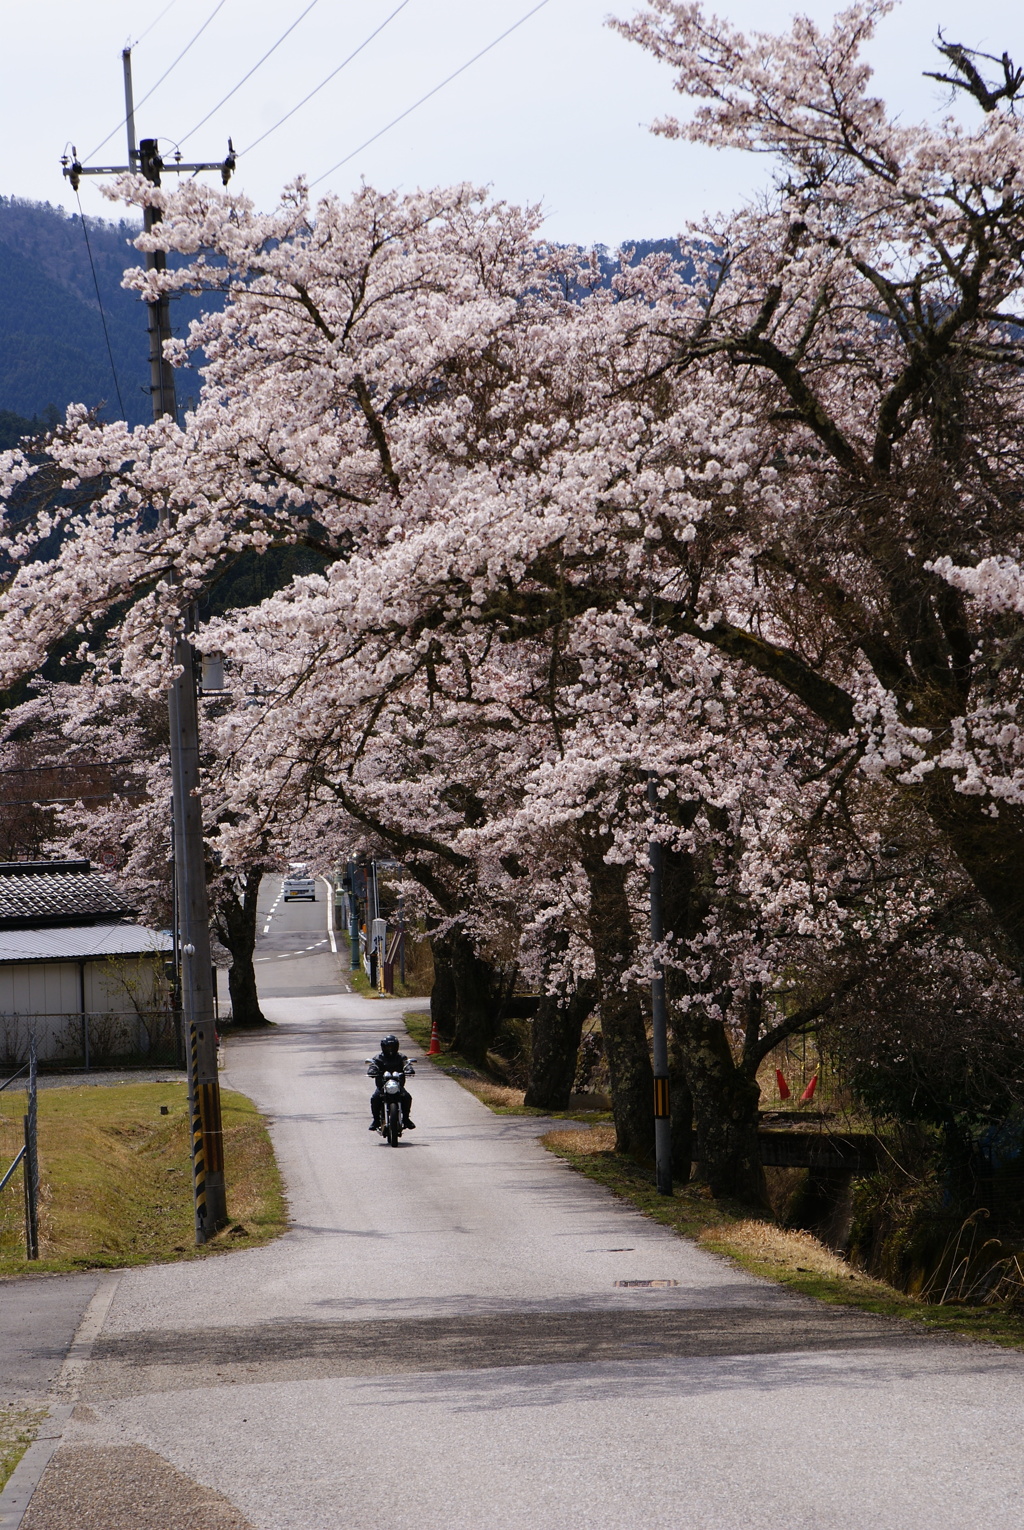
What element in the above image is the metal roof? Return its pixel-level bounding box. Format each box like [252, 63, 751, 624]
[0, 924, 172, 964]
[0, 861, 135, 930]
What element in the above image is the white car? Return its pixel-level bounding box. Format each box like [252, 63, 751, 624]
[283, 874, 316, 902]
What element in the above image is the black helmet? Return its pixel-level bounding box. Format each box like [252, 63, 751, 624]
[380, 1035, 400, 1054]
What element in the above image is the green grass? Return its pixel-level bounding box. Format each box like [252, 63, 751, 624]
[349, 965, 431, 1002]
[0, 1406, 47, 1492]
[543, 1127, 1024, 1352]
[348, 965, 383, 1000]
[0, 1082, 287, 1276]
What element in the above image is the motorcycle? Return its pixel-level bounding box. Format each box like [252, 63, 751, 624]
[367, 1062, 415, 1146]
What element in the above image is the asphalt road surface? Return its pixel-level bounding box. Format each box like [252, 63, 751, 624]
[10, 874, 1024, 1528]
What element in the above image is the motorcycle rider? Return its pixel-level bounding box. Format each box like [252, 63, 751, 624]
[367, 1034, 415, 1130]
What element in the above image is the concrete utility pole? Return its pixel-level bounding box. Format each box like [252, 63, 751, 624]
[347, 860, 361, 970]
[63, 49, 235, 1240]
[648, 776, 672, 1196]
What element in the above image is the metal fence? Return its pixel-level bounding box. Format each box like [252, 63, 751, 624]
[0, 1009, 179, 1070]
[0, 1037, 38, 1259]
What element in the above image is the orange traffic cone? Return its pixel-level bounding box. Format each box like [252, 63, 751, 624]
[800, 1074, 818, 1103]
[428, 1017, 441, 1055]
[775, 1069, 791, 1100]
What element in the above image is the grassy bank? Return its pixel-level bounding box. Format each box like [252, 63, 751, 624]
[345, 949, 432, 1003]
[543, 1126, 1024, 1352]
[0, 1081, 287, 1276]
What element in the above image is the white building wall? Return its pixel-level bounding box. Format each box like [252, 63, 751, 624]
[0, 955, 167, 1065]
[85, 956, 161, 1013]
[0, 962, 79, 1018]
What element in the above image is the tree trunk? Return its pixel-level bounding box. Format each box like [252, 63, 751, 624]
[669, 1037, 693, 1184]
[674, 1008, 766, 1205]
[449, 926, 499, 1066]
[660, 835, 764, 1204]
[580, 829, 653, 1159]
[919, 775, 1024, 970]
[428, 927, 459, 1042]
[212, 867, 267, 1028]
[525, 979, 597, 1111]
[227, 956, 264, 1029]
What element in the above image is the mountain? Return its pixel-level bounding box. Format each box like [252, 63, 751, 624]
[0, 197, 209, 431]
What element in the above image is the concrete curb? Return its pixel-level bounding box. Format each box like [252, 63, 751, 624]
[0, 1271, 120, 1530]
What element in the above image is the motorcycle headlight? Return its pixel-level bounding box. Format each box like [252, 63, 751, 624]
[385, 1079, 401, 1094]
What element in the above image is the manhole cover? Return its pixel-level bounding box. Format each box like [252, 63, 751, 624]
[614, 1279, 679, 1288]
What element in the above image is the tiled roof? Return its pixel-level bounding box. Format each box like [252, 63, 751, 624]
[0, 861, 136, 930]
[0, 924, 172, 963]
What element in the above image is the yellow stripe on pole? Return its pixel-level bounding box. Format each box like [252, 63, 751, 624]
[189, 1022, 207, 1233]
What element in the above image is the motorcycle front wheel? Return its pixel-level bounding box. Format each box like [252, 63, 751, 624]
[386, 1102, 401, 1147]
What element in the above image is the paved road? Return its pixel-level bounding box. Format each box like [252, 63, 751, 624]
[11, 875, 1024, 1527]
[0, 1274, 101, 1408]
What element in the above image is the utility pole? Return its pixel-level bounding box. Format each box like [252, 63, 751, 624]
[64, 49, 235, 1241]
[347, 860, 361, 970]
[648, 776, 672, 1196]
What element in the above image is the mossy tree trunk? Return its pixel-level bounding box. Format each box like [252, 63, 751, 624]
[661, 828, 767, 1208]
[673, 1009, 766, 1204]
[428, 926, 459, 1043]
[449, 926, 501, 1066]
[580, 825, 654, 1159]
[669, 1036, 694, 1183]
[525, 976, 598, 1111]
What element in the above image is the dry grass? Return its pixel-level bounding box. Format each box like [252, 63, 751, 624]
[546, 1126, 616, 1154]
[468, 1080, 526, 1111]
[710, 1220, 868, 1281]
[0, 1081, 286, 1275]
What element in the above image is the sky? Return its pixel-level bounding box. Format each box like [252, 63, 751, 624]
[3, 0, 1023, 248]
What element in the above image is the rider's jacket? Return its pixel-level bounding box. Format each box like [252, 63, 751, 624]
[367, 1050, 411, 1085]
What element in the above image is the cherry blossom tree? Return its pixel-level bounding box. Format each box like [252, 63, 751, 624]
[197, 488, 999, 1196]
[4, 14, 1023, 1201]
[0, 181, 562, 690]
[608, 1, 1024, 964]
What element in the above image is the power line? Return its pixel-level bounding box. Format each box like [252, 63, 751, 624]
[310, 0, 553, 187]
[178, 0, 322, 148]
[134, 0, 181, 48]
[241, 0, 414, 156]
[84, 0, 231, 161]
[74, 189, 127, 420]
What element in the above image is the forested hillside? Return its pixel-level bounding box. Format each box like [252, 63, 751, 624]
[0, 197, 209, 430]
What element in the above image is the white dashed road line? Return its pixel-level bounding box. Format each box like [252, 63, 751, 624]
[262, 889, 283, 935]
